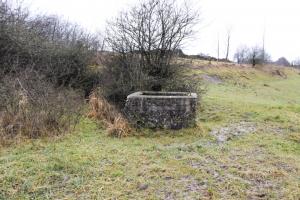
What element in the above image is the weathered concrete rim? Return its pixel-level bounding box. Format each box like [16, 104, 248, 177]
[127, 91, 198, 99]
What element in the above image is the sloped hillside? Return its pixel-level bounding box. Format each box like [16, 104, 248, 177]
[1, 61, 300, 199]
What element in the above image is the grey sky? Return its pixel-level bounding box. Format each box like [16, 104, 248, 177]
[24, 0, 300, 61]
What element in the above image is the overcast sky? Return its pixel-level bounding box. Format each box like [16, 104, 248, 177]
[23, 0, 300, 61]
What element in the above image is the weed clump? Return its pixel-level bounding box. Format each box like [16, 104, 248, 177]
[288, 133, 300, 143]
[88, 92, 132, 138]
[0, 73, 83, 145]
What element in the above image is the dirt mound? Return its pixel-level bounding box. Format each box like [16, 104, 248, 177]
[271, 69, 287, 78]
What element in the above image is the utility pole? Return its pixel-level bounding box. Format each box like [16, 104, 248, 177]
[262, 20, 266, 64]
[225, 28, 232, 61]
[217, 33, 220, 62]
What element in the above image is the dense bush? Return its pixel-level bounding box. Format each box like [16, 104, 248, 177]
[0, 0, 100, 93]
[0, 0, 98, 141]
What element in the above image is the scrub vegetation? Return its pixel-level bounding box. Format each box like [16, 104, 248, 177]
[1, 0, 300, 199]
[1, 61, 300, 199]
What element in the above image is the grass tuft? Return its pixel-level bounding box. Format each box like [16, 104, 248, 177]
[88, 92, 132, 138]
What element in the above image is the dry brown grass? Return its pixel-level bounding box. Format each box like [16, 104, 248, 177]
[288, 132, 300, 143]
[88, 92, 132, 138]
[0, 76, 83, 145]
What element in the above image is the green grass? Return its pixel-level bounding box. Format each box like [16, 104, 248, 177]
[1, 64, 300, 199]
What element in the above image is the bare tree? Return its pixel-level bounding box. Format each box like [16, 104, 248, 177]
[249, 46, 271, 67]
[262, 26, 266, 64]
[234, 45, 249, 64]
[292, 58, 300, 68]
[103, 0, 200, 103]
[217, 33, 220, 62]
[250, 46, 259, 67]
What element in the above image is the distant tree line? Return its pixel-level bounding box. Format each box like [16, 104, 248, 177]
[234, 45, 271, 66]
[291, 58, 300, 68]
[234, 46, 300, 69]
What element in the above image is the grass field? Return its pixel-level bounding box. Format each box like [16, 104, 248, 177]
[1, 62, 300, 199]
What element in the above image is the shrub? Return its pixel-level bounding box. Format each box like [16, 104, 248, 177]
[0, 0, 100, 94]
[101, 0, 201, 106]
[0, 0, 99, 143]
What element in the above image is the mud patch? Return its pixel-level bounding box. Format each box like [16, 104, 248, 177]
[201, 74, 223, 84]
[158, 175, 210, 200]
[186, 150, 291, 199]
[210, 122, 257, 143]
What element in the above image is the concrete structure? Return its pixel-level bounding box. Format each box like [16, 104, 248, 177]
[124, 91, 198, 129]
